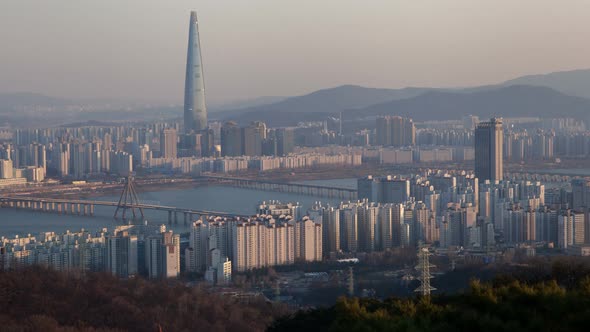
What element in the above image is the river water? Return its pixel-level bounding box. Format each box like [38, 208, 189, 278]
[0, 179, 357, 237]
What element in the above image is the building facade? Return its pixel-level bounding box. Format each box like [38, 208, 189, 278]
[475, 118, 503, 182]
[183, 11, 208, 133]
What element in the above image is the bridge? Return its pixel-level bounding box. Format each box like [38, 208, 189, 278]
[0, 196, 248, 224]
[202, 174, 358, 201]
[0, 175, 359, 224]
[0, 177, 248, 224]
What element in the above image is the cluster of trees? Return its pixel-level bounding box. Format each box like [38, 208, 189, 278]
[271, 258, 590, 332]
[0, 266, 289, 331]
[5, 257, 590, 331]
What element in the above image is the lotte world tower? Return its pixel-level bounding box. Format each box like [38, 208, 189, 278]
[183, 11, 207, 133]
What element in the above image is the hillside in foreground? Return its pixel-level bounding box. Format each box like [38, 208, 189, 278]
[0, 267, 288, 331]
[270, 258, 590, 332]
[3, 258, 590, 331]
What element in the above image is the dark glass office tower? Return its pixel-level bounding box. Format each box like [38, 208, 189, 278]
[475, 118, 503, 182]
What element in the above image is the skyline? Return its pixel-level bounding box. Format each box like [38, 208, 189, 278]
[4, 1, 590, 329]
[1, 1, 590, 105]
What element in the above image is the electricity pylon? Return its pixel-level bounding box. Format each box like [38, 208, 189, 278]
[414, 246, 436, 296]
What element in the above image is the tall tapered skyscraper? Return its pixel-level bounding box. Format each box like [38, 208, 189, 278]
[475, 118, 503, 183]
[184, 11, 207, 133]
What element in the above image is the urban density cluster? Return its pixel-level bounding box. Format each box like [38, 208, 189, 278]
[0, 201, 324, 284]
[0, 224, 181, 279]
[3, 10, 590, 287]
[4, 163, 590, 281]
[1, 113, 588, 184]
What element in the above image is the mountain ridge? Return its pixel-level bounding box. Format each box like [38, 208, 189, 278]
[349, 84, 590, 122]
[502, 68, 590, 99]
[5, 68, 590, 125]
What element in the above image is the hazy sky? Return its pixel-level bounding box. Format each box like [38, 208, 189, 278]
[1, 0, 590, 105]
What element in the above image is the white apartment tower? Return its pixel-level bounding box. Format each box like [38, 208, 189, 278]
[186, 220, 209, 272]
[294, 217, 323, 262]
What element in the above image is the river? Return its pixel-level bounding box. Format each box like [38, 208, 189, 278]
[0, 179, 357, 237]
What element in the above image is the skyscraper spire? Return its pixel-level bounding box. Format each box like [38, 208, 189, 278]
[184, 11, 208, 133]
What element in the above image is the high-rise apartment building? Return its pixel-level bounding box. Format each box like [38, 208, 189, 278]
[0, 144, 13, 160]
[186, 220, 208, 272]
[294, 217, 323, 262]
[257, 201, 302, 220]
[322, 207, 341, 254]
[199, 128, 215, 157]
[220, 121, 243, 157]
[341, 206, 359, 253]
[358, 176, 379, 203]
[178, 132, 202, 157]
[381, 177, 410, 204]
[213, 220, 236, 263]
[234, 221, 292, 271]
[145, 231, 180, 279]
[54, 143, 70, 177]
[243, 121, 266, 156]
[381, 203, 405, 249]
[0, 159, 13, 179]
[557, 210, 583, 249]
[276, 128, 295, 156]
[160, 128, 178, 159]
[15, 143, 46, 174]
[205, 248, 232, 285]
[358, 175, 410, 204]
[572, 179, 590, 211]
[183, 11, 208, 133]
[106, 232, 138, 278]
[146, 236, 162, 278]
[358, 205, 378, 252]
[414, 202, 436, 244]
[475, 118, 503, 182]
[375, 116, 415, 147]
[162, 231, 181, 278]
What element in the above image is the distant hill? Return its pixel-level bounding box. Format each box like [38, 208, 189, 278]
[209, 96, 287, 113]
[0, 93, 183, 127]
[6, 68, 590, 126]
[503, 68, 590, 99]
[350, 85, 590, 121]
[225, 84, 590, 126]
[223, 85, 432, 124]
[249, 85, 431, 113]
[0, 92, 71, 110]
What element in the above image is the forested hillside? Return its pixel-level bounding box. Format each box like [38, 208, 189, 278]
[270, 258, 590, 332]
[0, 267, 288, 331]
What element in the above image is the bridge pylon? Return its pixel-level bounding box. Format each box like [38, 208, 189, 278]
[114, 176, 144, 220]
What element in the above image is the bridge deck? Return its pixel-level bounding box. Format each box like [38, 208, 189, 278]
[0, 196, 248, 218]
[202, 175, 357, 192]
